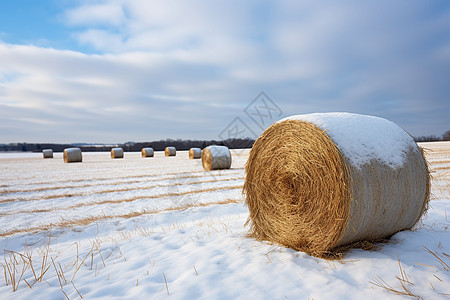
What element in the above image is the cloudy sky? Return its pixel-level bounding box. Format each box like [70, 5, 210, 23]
[0, 1, 449, 144]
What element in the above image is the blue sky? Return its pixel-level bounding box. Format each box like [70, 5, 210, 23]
[0, 0, 449, 143]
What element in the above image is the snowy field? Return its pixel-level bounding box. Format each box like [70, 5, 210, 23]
[0, 143, 448, 299]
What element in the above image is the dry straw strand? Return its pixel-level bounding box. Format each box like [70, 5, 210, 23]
[243, 115, 430, 258]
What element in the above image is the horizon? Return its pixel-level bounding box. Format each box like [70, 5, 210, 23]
[1, 1, 449, 143]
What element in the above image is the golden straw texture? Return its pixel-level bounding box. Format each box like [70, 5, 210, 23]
[244, 119, 429, 258]
[189, 148, 202, 159]
[141, 148, 154, 157]
[42, 149, 53, 159]
[202, 145, 232, 170]
[63, 148, 82, 163]
[111, 148, 124, 159]
[165, 147, 176, 156]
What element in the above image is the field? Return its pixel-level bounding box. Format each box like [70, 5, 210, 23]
[0, 143, 449, 299]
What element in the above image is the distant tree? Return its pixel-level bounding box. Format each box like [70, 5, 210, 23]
[414, 135, 441, 142]
[443, 130, 450, 141]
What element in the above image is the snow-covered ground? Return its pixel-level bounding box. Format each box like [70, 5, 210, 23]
[0, 144, 448, 299]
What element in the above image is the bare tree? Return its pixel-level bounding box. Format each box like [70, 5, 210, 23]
[443, 130, 450, 141]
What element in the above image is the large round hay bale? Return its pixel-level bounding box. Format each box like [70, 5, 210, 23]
[42, 149, 53, 159]
[165, 147, 176, 156]
[63, 148, 82, 163]
[189, 148, 202, 159]
[244, 112, 430, 258]
[111, 147, 124, 159]
[202, 145, 232, 170]
[141, 147, 154, 158]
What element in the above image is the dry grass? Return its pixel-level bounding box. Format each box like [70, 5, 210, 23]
[163, 272, 169, 295]
[423, 246, 450, 271]
[0, 234, 129, 296]
[1, 238, 62, 293]
[369, 256, 423, 299]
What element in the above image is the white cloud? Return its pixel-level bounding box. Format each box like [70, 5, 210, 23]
[0, 1, 449, 143]
[64, 2, 127, 27]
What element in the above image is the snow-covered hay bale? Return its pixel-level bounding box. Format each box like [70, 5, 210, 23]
[202, 145, 232, 170]
[141, 147, 154, 158]
[63, 148, 82, 163]
[165, 147, 176, 157]
[42, 149, 53, 159]
[243, 113, 430, 258]
[111, 147, 124, 159]
[189, 148, 202, 159]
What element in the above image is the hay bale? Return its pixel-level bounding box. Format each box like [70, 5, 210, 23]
[202, 145, 232, 170]
[42, 149, 53, 159]
[165, 147, 176, 156]
[243, 112, 430, 258]
[189, 148, 202, 159]
[111, 147, 124, 159]
[63, 148, 82, 163]
[141, 147, 154, 158]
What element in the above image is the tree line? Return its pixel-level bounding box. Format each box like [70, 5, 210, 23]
[1, 129, 448, 152]
[0, 138, 255, 152]
[414, 130, 450, 142]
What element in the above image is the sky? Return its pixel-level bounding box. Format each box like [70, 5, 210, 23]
[0, 0, 449, 144]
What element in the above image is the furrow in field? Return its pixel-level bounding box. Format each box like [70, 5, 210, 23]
[428, 160, 450, 166]
[431, 165, 450, 171]
[1, 167, 245, 188]
[0, 177, 244, 204]
[0, 171, 243, 194]
[0, 198, 243, 238]
[0, 184, 243, 214]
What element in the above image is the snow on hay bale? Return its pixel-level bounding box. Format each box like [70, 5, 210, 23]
[111, 147, 124, 159]
[42, 149, 53, 159]
[63, 148, 82, 163]
[202, 145, 232, 170]
[189, 148, 202, 159]
[243, 112, 430, 258]
[141, 147, 154, 157]
[165, 147, 176, 156]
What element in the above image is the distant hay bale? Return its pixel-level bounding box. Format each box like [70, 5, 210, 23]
[202, 145, 232, 170]
[141, 147, 154, 158]
[189, 148, 202, 159]
[63, 148, 82, 163]
[165, 147, 176, 157]
[42, 149, 53, 159]
[111, 147, 124, 159]
[243, 113, 430, 258]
